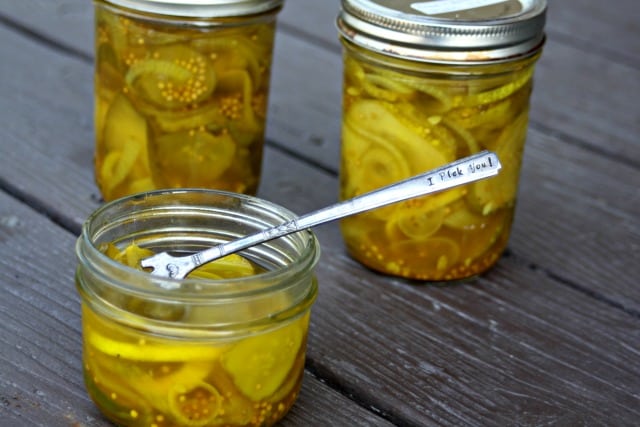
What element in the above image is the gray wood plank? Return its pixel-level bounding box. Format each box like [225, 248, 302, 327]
[545, 0, 640, 68]
[0, 191, 394, 427]
[308, 260, 640, 425]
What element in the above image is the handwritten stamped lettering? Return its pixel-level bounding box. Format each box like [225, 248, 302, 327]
[439, 165, 465, 182]
[468, 155, 495, 174]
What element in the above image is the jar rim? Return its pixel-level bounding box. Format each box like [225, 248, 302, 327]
[97, 0, 284, 18]
[337, 0, 546, 64]
[76, 189, 320, 302]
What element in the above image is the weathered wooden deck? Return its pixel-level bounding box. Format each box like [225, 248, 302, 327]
[1, 0, 639, 426]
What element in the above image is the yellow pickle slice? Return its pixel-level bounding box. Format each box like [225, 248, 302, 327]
[221, 315, 306, 401]
[126, 44, 217, 110]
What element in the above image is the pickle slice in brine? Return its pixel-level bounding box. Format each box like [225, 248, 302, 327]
[222, 317, 305, 401]
[346, 100, 452, 173]
[151, 129, 236, 187]
[207, 363, 255, 426]
[389, 207, 446, 241]
[194, 35, 263, 84]
[361, 73, 416, 102]
[103, 94, 148, 153]
[219, 70, 262, 147]
[86, 322, 224, 363]
[100, 94, 151, 198]
[343, 143, 410, 220]
[126, 45, 216, 109]
[467, 109, 529, 215]
[168, 381, 223, 426]
[188, 254, 255, 280]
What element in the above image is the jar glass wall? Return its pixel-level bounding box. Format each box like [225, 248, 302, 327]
[94, 0, 282, 201]
[75, 189, 320, 426]
[338, 41, 541, 281]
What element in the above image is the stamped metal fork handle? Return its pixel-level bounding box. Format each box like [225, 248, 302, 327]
[141, 150, 501, 279]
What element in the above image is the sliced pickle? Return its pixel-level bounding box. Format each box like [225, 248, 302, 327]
[454, 67, 533, 108]
[126, 45, 216, 109]
[341, 121, 371, 166]
[109, 243, 154, 269]
[168, 381, 222, 426]
[87, 328, 224, 362]
[152, 129, 236, 187]
[441, 117, 480, 155]
[103, 244, 255, 321]
[467, 109, 529, 215]
[384, 186, 465, 241]
[129, 361, 215, 417]
[222, 317, 305, 401]
[364, 67, 453, 111]
[193, 35, 262, 84]
[392, 207, 446, 241]
[99, 146, 140, 200]
[345, 144, 409, 220]
[346, 100, 452, 173]
[207, 363, 254, 426]
[361, 73, 415, 102]
[149, 101, 226, 133]
[100, 94, 151, 199]
[359, 146, 410, 193]
[392, 76, 453, 112]
[188, 254, 255, 280]
[83, 370, 143, 424]
[344, 56, 365, 88]
[103, 94, 148, 152]
[220, 70, 262, 147]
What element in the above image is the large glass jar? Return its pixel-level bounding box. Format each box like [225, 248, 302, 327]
[337, 0, 546, 281]
[94, 0, 284, 201]
[75, 189, 320, 426]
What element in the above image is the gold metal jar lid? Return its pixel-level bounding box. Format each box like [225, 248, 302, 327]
[100, 0, 284, 18]
[338, 0, 546, 64]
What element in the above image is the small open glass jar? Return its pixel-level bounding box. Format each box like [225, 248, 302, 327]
[75, 189, 320, 426]
[94, 0, 284, 201]
[337, 0, 546, 281]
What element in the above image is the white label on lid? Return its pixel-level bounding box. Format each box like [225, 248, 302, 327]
[411, 0, 513, 15]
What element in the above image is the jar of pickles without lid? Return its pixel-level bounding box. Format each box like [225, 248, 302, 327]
[94, 0, 284, 201]
[75, 189, 320, 427]
[337, 0, 546, 281]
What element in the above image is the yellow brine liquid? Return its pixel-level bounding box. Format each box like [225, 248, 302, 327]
[94, 4, 277, 200]
[339, 45, 539, 281]
[80, 244, 308, 427]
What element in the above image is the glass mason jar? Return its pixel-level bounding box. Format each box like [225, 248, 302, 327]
[337, 0, 546, 281]
[75, 189, 320, 427]
[94, 0, 284, 201]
